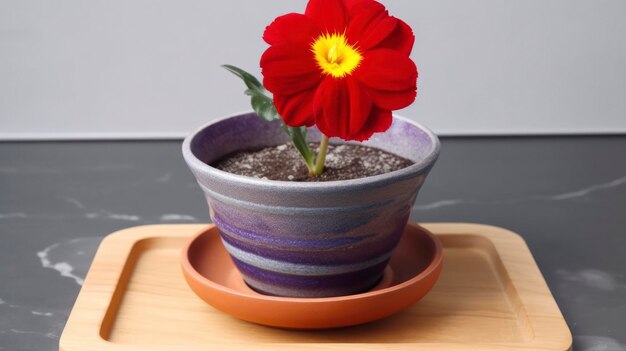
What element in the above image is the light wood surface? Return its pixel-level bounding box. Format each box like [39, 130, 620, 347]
[60, 223, 572, 351]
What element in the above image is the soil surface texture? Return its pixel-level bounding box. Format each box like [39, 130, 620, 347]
[212, 143, 414, 182]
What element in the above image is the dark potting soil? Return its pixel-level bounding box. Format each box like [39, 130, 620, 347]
[212, 143, 414, 182]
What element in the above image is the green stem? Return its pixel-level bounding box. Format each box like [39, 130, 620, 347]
[304, 156, 316, 176]
[312, 134, 329, 177]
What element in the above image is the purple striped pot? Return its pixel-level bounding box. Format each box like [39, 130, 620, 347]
[182, 112, 440, 298]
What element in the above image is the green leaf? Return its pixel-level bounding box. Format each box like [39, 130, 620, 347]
[279, 123, 314, 169]
[222, 64, 263, 90]
[223, 64, 316, 171]
[287, 126, 315, 167]
[223, 65, 279, 122]
[245, 89, 279, 122]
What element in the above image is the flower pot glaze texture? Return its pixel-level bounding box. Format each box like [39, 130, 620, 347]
[182, 112, 440, 298]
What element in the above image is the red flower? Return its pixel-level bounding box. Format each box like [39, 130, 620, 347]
[261, 0, 418, 141]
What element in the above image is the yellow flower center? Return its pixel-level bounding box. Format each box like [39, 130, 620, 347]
[312, 33, 362, 78]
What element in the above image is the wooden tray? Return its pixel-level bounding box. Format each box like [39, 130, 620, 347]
[60, 223, 572, 351]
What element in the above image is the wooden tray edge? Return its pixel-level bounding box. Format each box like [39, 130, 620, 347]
[423, 223, 572, 350]
[60, 224, 209, 351]
[60, 223, 572, 351]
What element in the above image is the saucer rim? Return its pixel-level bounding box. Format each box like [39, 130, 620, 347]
[180, 222, 443, 303]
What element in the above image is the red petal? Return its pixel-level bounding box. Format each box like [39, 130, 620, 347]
[260, 45, 322, 95]
[367, 87, 416, 110]
[261, 45, 318, 78]
[376, 18, 415, 56]
[341, 0, 369, 13]
[305, 0, 348, 34]
[274, 90, 316, 127]
[355, 49, 417, 92]
[346, 77, 373, 135]
[263, 13, 321, 46]
[313, 76, 372, 140]
[350, 107, 393, 141]
[346, 1, 397, 51]
[314, 77, 350, 138]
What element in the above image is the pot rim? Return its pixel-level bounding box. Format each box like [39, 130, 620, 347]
[182, 110, 440, 191]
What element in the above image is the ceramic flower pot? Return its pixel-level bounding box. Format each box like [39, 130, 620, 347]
[182, 112, 440, 298]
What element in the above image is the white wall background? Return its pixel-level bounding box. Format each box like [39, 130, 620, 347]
[1, 0, 625, 140]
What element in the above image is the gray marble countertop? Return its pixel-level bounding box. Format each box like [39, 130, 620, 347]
[1, 137, 625, 351]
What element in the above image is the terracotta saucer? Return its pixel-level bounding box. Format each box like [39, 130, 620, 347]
[180, 222, 443, 329]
